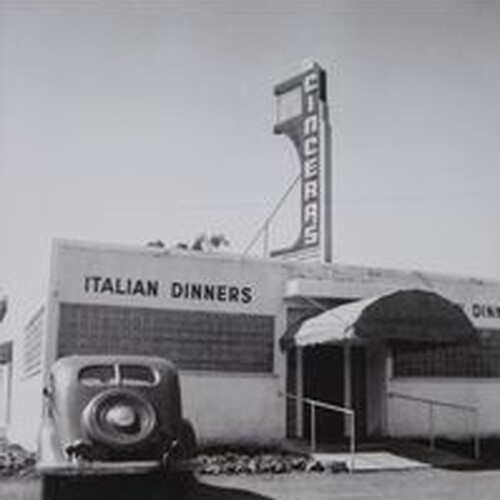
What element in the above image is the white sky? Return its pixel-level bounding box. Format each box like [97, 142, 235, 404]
[1, 0, 500, 337]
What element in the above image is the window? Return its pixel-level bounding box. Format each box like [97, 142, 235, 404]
[23, 308, 44, 378]
[119, 365, 157, 386]
[58, 303, 275, 373]
[393, 330, 500, 378]
[79, 365, 116, 386]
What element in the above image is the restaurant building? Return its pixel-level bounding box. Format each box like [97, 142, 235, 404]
[6, 238, 500, 452]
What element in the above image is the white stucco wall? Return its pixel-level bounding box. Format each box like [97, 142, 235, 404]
[0, 365, 11, 428]
[387, 378, 500, 439]
[180, 372, 284, 446]
[8, 370, 43, 450]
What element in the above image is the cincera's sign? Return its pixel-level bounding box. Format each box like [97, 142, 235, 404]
[271, 63, 332, 262]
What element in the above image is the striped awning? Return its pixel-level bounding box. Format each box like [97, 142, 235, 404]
[287, 289, 477, 347]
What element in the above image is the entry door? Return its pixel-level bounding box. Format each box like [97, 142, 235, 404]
[303, 345, 367, 444]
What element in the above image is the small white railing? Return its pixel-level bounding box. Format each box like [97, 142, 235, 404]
[388, 392, 480, 459]
[285, 393, 356, 472]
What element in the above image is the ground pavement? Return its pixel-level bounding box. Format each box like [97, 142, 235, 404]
[2, 468, 500, 500]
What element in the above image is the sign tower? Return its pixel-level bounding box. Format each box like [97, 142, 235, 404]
[271, 62, 332, 263]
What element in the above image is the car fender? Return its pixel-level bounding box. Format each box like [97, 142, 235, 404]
[38, 418, 66, 469]
[179, 419, 197, 459]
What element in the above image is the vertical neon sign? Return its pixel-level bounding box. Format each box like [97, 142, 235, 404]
[271, 62, 332, 263]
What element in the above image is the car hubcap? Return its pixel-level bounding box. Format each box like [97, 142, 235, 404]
[105, 404, 138, 430]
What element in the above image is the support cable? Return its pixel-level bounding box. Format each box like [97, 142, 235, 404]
[243, 173, 301, 256]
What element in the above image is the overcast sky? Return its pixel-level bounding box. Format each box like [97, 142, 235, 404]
[1, 0, 500, 337]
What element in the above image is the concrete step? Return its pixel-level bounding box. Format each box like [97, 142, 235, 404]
[312, 450, 429, 472]
[383, 439, 477, 469]
[283, 438, 477, 472]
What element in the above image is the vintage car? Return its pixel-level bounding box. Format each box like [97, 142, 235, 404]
[37, 355, 197, 500]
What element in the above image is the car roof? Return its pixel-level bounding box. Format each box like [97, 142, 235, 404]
[51, 354, 177, 374]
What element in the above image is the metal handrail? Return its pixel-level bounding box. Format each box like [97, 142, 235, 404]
[388, 391, 480, 459]
[285, 393, 356, 472]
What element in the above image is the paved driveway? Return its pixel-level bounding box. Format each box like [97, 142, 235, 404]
[2, 469, 500, 500]
[203, 468, 500, 500]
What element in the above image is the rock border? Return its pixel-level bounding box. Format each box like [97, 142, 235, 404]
[195, 449, 347, 475]
[0, 441, 36, 477]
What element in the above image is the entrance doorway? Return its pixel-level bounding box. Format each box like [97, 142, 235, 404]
[285, 289, 477, 447]
[302, 345, 367, 444]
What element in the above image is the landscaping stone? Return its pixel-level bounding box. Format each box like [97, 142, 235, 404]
[0, 441, 36, 477]
[195, 448, 347, 475]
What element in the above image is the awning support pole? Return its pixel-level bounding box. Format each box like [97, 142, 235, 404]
[296, 347, 304, 438]
[344, 340, 352, 437]
[311, 402, 317, 451]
